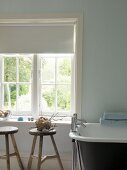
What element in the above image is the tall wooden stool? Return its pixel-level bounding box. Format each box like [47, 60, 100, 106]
[27, 128, 64, 170]
[0, 126, 24, 170]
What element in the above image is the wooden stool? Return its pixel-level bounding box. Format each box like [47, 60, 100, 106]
[0, 126, 24, 170]
[27, 128, 64, 170]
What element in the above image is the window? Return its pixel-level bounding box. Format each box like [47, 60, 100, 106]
[0, 17, 82, 118]
[0, 53, 74, 116]
[39, 54, 73, 116]
[0, 54, 33, 115]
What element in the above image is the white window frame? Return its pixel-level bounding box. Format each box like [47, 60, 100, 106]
[0, 54, 33, 115]
[37, 53, 74, 117]
[0, 53, 74, 116]
[0, 15, 83, 118]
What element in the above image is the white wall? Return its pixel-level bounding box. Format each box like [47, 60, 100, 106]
[1, 0, 127, 168]
[82, 0, 127, 122]
[0, 0, 84, 15]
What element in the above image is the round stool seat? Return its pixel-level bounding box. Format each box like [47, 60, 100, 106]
[0, 126, 18, 135]
[29, 128, 56, 136]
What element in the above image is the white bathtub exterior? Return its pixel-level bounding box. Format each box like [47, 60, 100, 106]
[69, 123, 127, 143]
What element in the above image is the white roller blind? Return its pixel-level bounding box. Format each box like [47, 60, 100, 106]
[0, 23, 74, 53]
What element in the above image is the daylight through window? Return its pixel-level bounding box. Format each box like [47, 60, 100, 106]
[0, 53, 74, 116]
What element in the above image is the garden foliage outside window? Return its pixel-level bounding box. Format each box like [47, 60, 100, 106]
[0, 53, 73, 117]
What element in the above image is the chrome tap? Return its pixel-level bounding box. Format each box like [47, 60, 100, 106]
[71, 113, 87, 132]
[71, 113, 77, 132]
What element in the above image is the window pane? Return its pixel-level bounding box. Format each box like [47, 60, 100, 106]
[4, 84, 16, 110]
[41, 85, 55, 112]
[41, 58, 55, 83]
[57, 85, 71, 111]
[19, 56, 32, 82]
[4, 57, 16, 82]
[57, 58, 71, 83]
[18, 84, 31, 111]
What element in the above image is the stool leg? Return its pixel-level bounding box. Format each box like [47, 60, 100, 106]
[37, 136, 43, 170]
[28, 135, 37, 170]
[10, 134, 24, 170]
[5, 134, 10, 170]
[50, 135, 64, 170]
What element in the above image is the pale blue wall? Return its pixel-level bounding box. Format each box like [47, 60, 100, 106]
[83, 0, 127, 122]
[1, 0, 127, 122]
[0, 0, 84, 14]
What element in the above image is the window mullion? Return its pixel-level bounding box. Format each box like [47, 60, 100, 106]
[37, 54, 41, 116]
[55, 57, 57, 113]
[32, 54, 40, 117]
[16, 57, 19, 114]
[71, 54, 75, 114]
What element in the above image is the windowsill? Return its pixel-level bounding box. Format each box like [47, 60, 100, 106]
[0, 116, 71, 125]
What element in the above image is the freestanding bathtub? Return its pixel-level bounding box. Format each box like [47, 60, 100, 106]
[69, 123, 127, 170]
